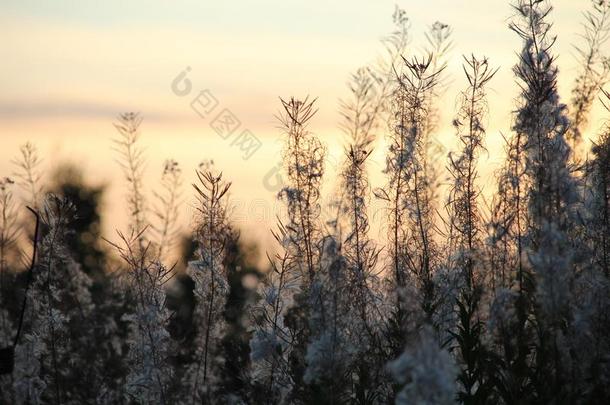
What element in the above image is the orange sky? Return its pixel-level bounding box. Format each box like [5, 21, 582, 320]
[1, 0, 608, 259]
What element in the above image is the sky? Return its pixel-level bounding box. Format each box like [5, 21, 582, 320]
[0, 0, 607, 259]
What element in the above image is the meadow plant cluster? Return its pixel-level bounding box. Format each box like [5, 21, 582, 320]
[1, 1, 610, 404]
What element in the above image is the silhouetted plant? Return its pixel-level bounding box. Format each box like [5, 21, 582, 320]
[12, 142, 43, 209]
[107, 230, 172, 404]
[113, 113, 148, 248]
[185, 166, 234, 402]
[510, 0, 579, 401]
[0, 177, 18, 382]
[337, 67, 387, 403]
[250, 222, 300, 404]
[587, 89, 610, 277]
[423, 21, 453, 186]
[575, 89, 610, 401]
[568, 0, 610, 153]
[275, 96, 326, 402]
[376, 54, 443, 336]
[152, 159, 183, 262]
[0, 177, 19, 283]
[277, 97, 325, 286]
[12, 196, 94, 404]
[446, 55, 498, 404]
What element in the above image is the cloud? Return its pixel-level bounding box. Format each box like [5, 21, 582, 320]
[0, 100, 180, 122]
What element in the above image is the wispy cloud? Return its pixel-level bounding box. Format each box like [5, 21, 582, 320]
[0, 100, 182, 122]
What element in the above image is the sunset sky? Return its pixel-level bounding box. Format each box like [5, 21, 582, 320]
[1, 0, 606, 255]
